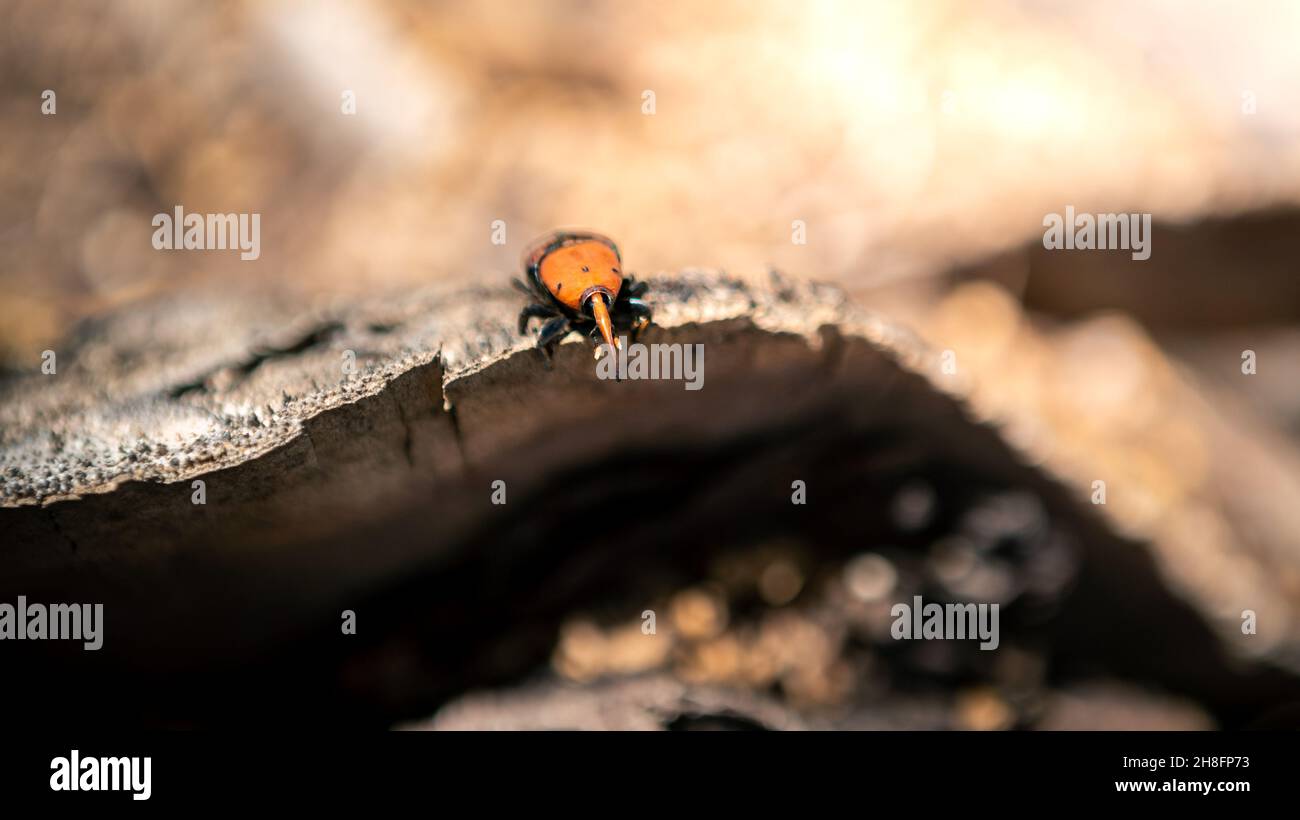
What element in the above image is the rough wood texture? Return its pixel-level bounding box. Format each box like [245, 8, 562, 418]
[2, 272, 1297, 728]
[0, 271, 906, 569]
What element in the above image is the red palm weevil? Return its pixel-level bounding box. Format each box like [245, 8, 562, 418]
[515, 230, 652, 358]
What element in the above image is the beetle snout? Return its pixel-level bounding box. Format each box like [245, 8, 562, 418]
[586, 291, 618, 353]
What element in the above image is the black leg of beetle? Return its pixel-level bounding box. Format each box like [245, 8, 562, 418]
[623, 277, 649, 298]
[518, 302, 557, 334]
[621, 298, 653, 342]
[514, 276, 553, 303]
[535, 316, 572, 362]
[623, 297, 652, 319]
[587, 323, 617, 350]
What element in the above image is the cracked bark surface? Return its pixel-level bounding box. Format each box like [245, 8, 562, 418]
[2, 272, 1298, 728]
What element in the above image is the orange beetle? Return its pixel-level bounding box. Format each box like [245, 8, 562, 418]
[516, 230, 652, 357]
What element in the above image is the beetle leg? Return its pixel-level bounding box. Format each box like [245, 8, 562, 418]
[518, 303, 558, 334]
[586, 322, 615, 349]
[515, 277, 554, 305]
[535, 316, 572, 361]
[622, 277, 649, 298]
[621, 298, 653, 341]
[512, 278, 536, 297]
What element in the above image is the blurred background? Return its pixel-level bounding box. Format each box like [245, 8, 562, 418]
[3, 0, 1300, 728]
[5, 0, 1300, 348]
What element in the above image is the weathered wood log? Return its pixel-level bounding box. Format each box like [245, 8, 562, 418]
[2, 272, 1297, 728]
